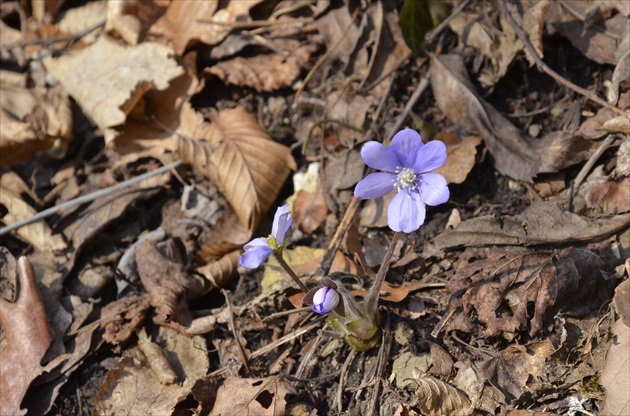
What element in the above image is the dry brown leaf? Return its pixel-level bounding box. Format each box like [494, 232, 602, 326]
[446, 247, 614, 337]
[100, 294, 151, 348]
[433, 132, 481, 184]
[135, 238, 205, 328]
[43, 35, 183, 143]
[506, 410, 557, 416]
[149, 1, 262, 54]
[137, 330, 178, 385]
[360, 192, 395, 228]
[95, 325, 209, 415]
[57, 1, 106, 44]
[613, 278, 630, 327]
[452, 364, 505, 414]
[178, 106, 297, 231]
[293, 187, 328, 234]
[546, 0, 628, 65]
[196, 249, 240, 289]
[210, 376, 289, 416]
[429, 201, 630, 251]
[430, 54, 597, 182]
[0, 256, 52, 416]
[600, 319, 630, 415]
[203, 38, 317, 92]
[479, 340, 555, 402]
[585, 177, 630, 214]
[315, 4, 365, 71]
[105, 0, 167, 45]
[0, 187, 66, 252]
[413, 375, 473, 416]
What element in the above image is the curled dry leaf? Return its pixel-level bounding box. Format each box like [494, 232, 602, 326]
[137, 330, 178, 385]
[585, 177, 630, 214]
[178, 106, 297, 231]
[196, 249, 241, 289]
[210, 376, 289, 416]
[135, 238, 205, 328]
[0, 257, 52, 416]
[430, 54, 596, 182]
[413, 375, 473, 416]
[43, 36, 183, 143]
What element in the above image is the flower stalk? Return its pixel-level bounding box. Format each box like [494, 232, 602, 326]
[272, 252, 309, 293]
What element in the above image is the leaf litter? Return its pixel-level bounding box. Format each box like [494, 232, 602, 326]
[0, 1, 629, 415]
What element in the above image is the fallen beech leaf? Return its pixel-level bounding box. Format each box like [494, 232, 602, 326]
[137, 330, 178, 385]
[506, 411, 556, 416]
[96, 326, 209, 415]
[430, 54, 596, 182]
[0, 188, 66, 252]
[433, 132, 481, 184]
[57, 1, 106, 44]
[204, 39, 317, 92]
[210, 376, 289, 416]
[178, 106, 297, 231]
[600, 319, 630, 415]
[43, 36, 183, 143]
[105, 0, 166, 45]
[430, 201, 630, 250]
[479, 340, 555, 402]
[136, 238, 205, 328]
[452, 364, 505, 414]
[613, 278, 630, 327]
[0, 256, 52, 416]
[413, 375, 473, 416]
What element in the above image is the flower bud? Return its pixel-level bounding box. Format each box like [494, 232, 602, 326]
[311, 287, 340, 315]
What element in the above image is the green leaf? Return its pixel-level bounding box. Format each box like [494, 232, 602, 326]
[399, 0, 451, 57]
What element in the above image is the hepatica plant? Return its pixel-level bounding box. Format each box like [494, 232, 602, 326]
[239, 129, 449, 351]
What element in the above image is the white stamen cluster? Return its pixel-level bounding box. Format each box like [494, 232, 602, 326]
[394, 167, 418, 192]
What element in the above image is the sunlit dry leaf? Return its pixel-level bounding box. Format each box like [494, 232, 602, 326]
[430, 54, 596, 182]
[413, 375, 473, 416]
[0, 188, 66, 251]
[96, 326, 209, 415]
[0, 257, 52, 416]
[57, 1, 106, 44]
[204, 38, 317, 92]
[613, 278, 630, 327]
[178, 106, 297, 231]
[43, 36, 183, 143]
[433, 132, 481, 184]
[293, 187, 327, 234]
[210, 376, 289, 416]
[105, 0, 167, 45]
[600, 319, 630, 415]
[149, 0, 262, 54]
[452, 364, 505, 415]
[196, 249, 240, 289]
[137, 330, 178, 385]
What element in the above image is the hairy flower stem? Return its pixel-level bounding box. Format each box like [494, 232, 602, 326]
[272, 252, 309, 293]
[365, 232, 401, 315]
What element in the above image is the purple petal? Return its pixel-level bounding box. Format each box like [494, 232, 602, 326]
[389, 129, 425, 170]
[413, 140, 447, 173]
[418, 173, 450, 206]
[354, 172, 396, 199]
[272, 204, 292, 245]
[387, 190, 426, 233]
[239, 238, 273, 268]
[360, 141, 401, 172]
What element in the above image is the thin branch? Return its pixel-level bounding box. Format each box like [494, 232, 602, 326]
[0, 160, 182, 237]
[497, 0, 625, 117]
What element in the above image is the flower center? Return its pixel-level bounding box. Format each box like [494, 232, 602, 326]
[394, 167, 418, 192]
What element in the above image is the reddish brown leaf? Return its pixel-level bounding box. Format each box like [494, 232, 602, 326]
[0, 256, 52, 416]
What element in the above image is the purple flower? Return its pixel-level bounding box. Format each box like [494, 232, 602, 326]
[354, 128, 449, 233]
[312, 286, 340, 315]
[239, 204, 292, 268]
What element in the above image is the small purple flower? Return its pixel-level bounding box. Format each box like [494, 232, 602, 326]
[354, 128, 449, 233]
[312, 286, 340, 315]
[239, 204, 292, 268]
